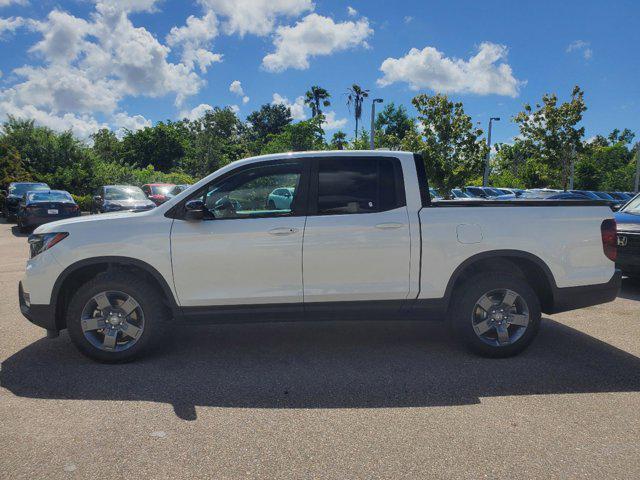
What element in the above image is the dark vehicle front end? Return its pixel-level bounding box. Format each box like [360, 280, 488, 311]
[99, 185, 156, 213]
[17, 191, 80, 230]
[615, 204, 640, 278]
[3, 182, 50, 220]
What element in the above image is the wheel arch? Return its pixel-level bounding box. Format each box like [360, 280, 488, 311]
[444, 250, 558, 314]
[51, 256, 179, 330]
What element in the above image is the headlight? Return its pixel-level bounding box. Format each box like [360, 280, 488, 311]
[28, 232, 69, 258]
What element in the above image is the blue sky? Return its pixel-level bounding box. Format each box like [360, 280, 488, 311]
[0, 0, 638, 145]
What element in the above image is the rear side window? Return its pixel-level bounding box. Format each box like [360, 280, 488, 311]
[316, 157, 405, 215]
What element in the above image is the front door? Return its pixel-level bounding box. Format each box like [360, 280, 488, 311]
[171, 159, 308, 307]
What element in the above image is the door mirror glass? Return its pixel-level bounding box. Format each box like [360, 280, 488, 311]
[93, 195, 102, 202]
[185, 199, 205, 221]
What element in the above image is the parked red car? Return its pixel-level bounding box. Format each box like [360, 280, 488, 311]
[141, 183, 175, 205]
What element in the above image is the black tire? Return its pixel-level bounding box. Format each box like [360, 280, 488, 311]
[450, 271, 541, 358]
[66, 270, 170, 363]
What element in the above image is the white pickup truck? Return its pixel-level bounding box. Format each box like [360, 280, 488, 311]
[19, 151, 621, 362]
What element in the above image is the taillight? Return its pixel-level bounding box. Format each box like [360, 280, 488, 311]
[601, 219, 617, 262]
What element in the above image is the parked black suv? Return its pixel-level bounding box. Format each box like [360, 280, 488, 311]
[2, 182, 50, 222]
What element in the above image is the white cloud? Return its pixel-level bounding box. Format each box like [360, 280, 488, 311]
[404, 16, 413, 24]
[198, 0, 313, 36]
[93, 0, 161, 13]
[229, 104, 239, 114]
[0, 3, 211, 137]
[113, 112, 151, 136]
[262, 13, 373, 72]
[166, 12, 221, 72]
[229, 79, 244, 96]
[347, 6, 357, 16]
[272, 92, 306, 120]
[0, 16, 26, 38]
[30, 10, 91, 63]
[242, 95, 249, 104]
[0, 0, 29, 7]
[321, 111, 347, 130]
[179, 103, 214, 120]
[0, 101, 107, 138]
[377, 42, 522, 97]
[566, 40, 592, 61]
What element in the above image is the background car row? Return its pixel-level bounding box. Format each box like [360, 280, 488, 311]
[1, 181, 192, 231]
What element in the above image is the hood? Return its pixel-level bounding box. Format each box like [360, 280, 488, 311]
[34, 209, 153, 234]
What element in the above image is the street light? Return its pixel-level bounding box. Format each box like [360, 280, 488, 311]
[370, 98, 384, 150]
[483, 117, 500, 187]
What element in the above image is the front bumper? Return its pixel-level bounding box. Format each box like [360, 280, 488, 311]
[548, 269, 622, 314]
[19, 281, 57, 331]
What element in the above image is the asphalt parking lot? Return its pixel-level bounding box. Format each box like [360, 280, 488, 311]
[1, 219, 639, 479]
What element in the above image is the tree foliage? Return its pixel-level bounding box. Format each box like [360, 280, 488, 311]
[412, 93, 487, 196]
[304, 86, 331, 117]
[513, 86, 587, 190]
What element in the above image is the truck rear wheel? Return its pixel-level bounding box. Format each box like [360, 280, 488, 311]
[66, 271, 170, 363]
[450, 271, 541, 358]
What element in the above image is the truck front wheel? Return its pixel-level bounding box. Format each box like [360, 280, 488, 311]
[66, 271, 170, 363]
[450, 272, 541, 358]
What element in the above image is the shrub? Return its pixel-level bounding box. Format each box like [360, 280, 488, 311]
[72, 194, 93, 212]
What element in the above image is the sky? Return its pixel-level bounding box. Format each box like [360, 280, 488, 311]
[0, 0, 638, 145]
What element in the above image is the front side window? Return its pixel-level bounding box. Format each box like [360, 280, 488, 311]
[200, 162, 303, 219]
[316, 157, 403, 215]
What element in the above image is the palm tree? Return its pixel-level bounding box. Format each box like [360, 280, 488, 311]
[304, 86, 331, 117]
[330, 131, 348, 150]
[346, 84, 369, 140]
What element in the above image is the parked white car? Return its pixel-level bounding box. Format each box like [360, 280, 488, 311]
[20, 151, 621, 362]
[267, 187, 295, 210]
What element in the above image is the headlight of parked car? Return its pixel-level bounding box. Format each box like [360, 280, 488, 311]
[28, 232, 69, 259]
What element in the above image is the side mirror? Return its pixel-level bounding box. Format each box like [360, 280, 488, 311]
[611, 204, 621, 212]
[93, 195, 102, 202]
[185, 199, 205, 221]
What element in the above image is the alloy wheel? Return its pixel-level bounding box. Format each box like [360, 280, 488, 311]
[471, 288, 530, 347]
[80, 290, 145, 352]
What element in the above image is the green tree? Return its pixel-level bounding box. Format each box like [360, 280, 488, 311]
[411, 93, 487, 196]
[304, 86, 331, 117]
[0, 143, 31, 188]
[91, 128, 122, 164]
[182, 107, 249, 176]
[329, 131, 348, 150]
[346, 84, 369, 140]
[261, 117, 325, 154]
[120, 121, 187, 172]
[375, 103, 413, 148]
[514, 86, 587, 190]
[246, 104, 292, 147]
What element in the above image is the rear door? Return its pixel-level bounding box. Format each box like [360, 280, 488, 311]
[302, 156, 411, 307]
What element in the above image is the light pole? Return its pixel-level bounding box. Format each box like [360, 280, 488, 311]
[370, 98, 383, 150]
[635, 145, 640, 193]
[483, 117, 500, 187]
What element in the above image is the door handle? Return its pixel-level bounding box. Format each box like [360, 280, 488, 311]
[375, 223, 404, 229]
[268, 227, 299, 236]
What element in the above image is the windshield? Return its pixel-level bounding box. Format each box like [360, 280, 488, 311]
[27, 191, 73, 203]
[593, 191, 614, 200]
[622, 195, 640, 215]
[104, 186, 147, 201]
[9, 183, 49, 196]
[151, 185, 173, 195]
